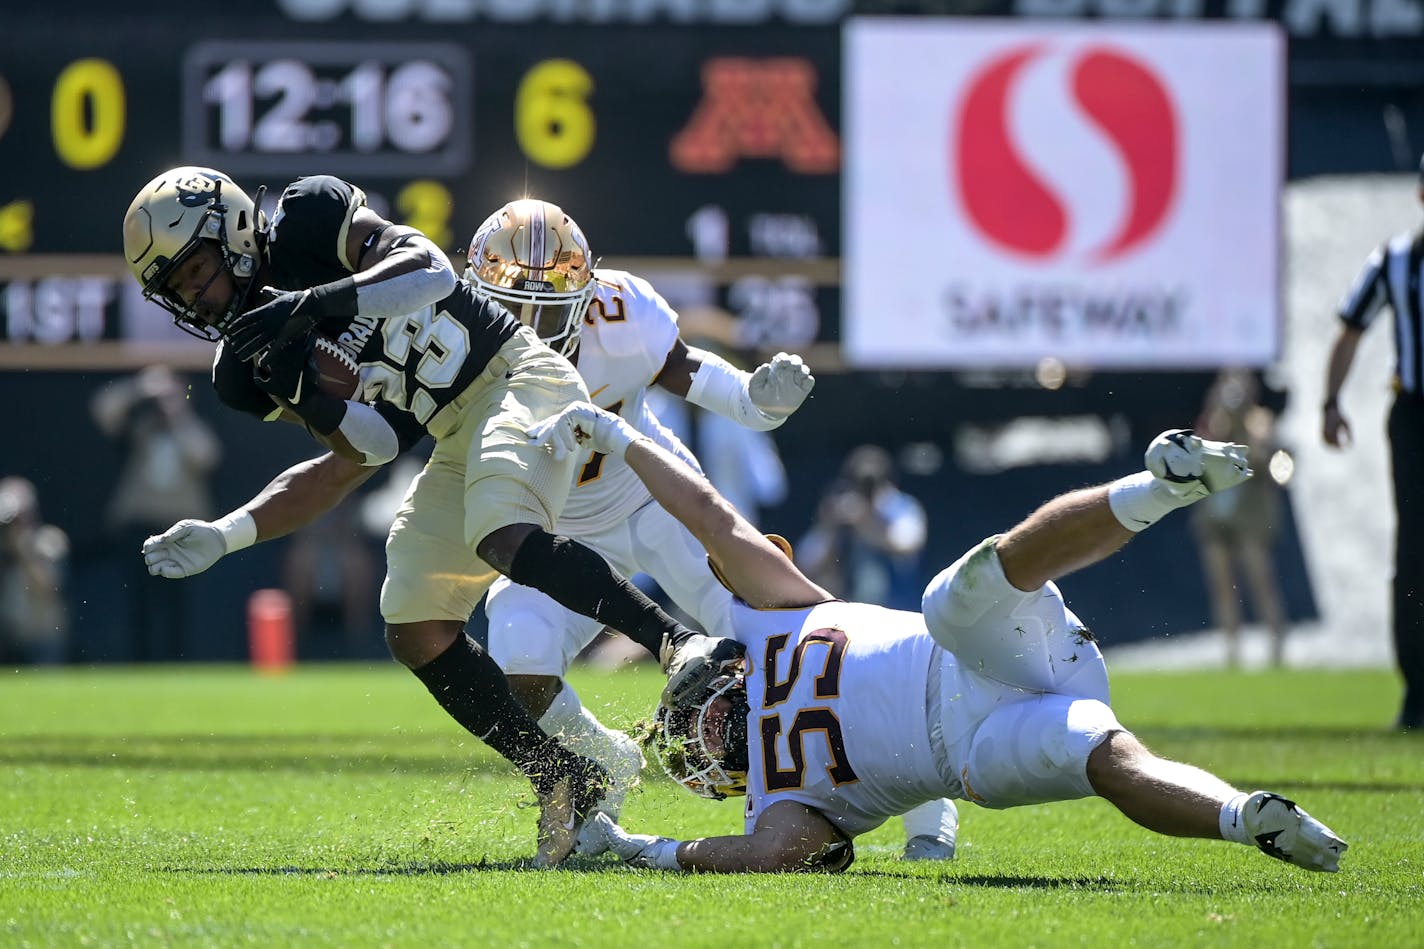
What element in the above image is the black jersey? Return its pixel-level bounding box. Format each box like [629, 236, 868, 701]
[212, 175, 518, 452]
[1337, 228, 1424, 396]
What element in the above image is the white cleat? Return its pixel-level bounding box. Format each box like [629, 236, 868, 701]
[901, 834, 956, 862]
[1242, 791, 1348, 872]
[1145, 429, 1252, 500]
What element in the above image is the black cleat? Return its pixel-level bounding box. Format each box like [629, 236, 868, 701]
[530, 751, 610, 868]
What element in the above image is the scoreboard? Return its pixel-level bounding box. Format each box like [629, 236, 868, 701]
[0, 9, 842, 360]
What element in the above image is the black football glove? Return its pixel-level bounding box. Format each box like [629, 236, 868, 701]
[253, 335, 346, 436]
[228, 287, 321, 362]
[252, 333, 315, 406]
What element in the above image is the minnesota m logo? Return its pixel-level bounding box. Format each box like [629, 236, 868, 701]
[671, 58, 840, 174]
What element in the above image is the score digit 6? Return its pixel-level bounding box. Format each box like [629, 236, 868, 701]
[515, 59, 594, 170]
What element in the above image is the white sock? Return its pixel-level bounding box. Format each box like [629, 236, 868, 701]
[1219, 792, 1252, 844]
[900, 799, 959, 841]
[537, 681, 635, 774]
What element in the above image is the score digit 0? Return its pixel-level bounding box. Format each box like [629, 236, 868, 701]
[52, 58, 125, 170]
[515, 60, 594, 170]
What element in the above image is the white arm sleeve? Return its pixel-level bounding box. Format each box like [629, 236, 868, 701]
[685, 351, 780, 432]
[338, 401, 400, 466]
[354, 236, 457, 318]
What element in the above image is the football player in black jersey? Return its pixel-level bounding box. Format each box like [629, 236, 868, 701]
[120, 166, 724, 866]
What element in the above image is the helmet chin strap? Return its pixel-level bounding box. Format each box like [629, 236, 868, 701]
[214, 273, 259, 336]
[211, 181, 269, 336]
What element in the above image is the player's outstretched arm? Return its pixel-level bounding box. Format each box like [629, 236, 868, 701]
[529, 403, 829, 609]
[996, 429, 1251, 592]
[141, 452, 380, 579]
[656, 340, 814, 431]
[575, 802, 849, 873]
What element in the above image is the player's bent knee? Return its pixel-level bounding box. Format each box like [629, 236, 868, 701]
[962, 696, 1122, 808]
[476, 523, 537, 574]
[385, 620, 463, 669]
[486, 608, 566, 677]
[1084, 729, 1166, 803]
[921, 538, 1017, 647]
[1083, 728, 1139, 799]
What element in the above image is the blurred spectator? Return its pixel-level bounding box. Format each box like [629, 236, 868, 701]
[796, 445, 928, 611]
[0, 476, 70, 665]
[1190, 368, 1290, 668]
[91, 366, 220, 660]
[283, 497, 380, 660]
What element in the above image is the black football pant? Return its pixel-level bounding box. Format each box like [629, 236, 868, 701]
[1388, 396, 1424, 726]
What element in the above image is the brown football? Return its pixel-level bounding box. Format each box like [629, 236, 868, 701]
[308, 336, 360, 400]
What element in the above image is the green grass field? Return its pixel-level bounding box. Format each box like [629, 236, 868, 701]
[2, 663, 1420, 948]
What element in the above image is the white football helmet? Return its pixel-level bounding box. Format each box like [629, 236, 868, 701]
[122, 166, 264, 339]
[652, 666, 750, 801]
[464, 198, 596, 357]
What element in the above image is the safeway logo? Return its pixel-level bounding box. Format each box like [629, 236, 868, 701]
[954, 44, 1178, 264]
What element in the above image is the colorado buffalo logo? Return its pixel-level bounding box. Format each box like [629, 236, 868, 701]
[954, 44, 1178, 264]
[175, 172, 222, 208]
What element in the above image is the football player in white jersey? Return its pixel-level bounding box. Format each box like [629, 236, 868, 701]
[529, 404, 1349, 875]
[463, 199, 959, 858]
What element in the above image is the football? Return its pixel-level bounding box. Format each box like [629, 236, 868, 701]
[308, 336, 360, 400]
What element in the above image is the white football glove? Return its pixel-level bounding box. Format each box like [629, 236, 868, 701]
[573, 812, 682, 870]
[1145, 429, 1252, 502]
[748, 352, 815, 421]
[141, 520, 228, 579]
[527, 402, 643, 461]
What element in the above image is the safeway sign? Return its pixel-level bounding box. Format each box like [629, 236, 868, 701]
[844, 19, 1284, 369]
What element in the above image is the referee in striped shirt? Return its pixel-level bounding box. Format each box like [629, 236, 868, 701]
[1323, 153, 1424, 731]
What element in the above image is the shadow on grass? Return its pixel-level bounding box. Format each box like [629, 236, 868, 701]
[0, 734, 500, 777]
[169, 859, 544, 875]
[167, 859, 954, 878]
[948, 874, 1132, 892]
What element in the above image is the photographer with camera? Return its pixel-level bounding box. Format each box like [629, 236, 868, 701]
[796, 444, 929, 611]
[0, 477, 69, 665]
[91, 366, 221, 661]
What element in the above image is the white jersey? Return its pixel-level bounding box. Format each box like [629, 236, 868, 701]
[555, 268, 695, 535]
[731, 599, 953, 838]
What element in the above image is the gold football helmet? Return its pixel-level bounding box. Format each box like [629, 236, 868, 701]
[464, 198, 595, 357]
[122, 166, 264, 339]
[652, 666, 749, 801]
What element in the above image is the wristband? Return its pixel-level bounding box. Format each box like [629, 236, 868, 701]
[685, 351, 781, 432]
[292, 388, 347, 436]
[1322, 396, 1339, 412]
[1107, 471, 1190, 532]
[308, 277, 358, 318]
[642, 838, 684, 871]
[605, 415, 645, 459]
[213, 510, 257, 553]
